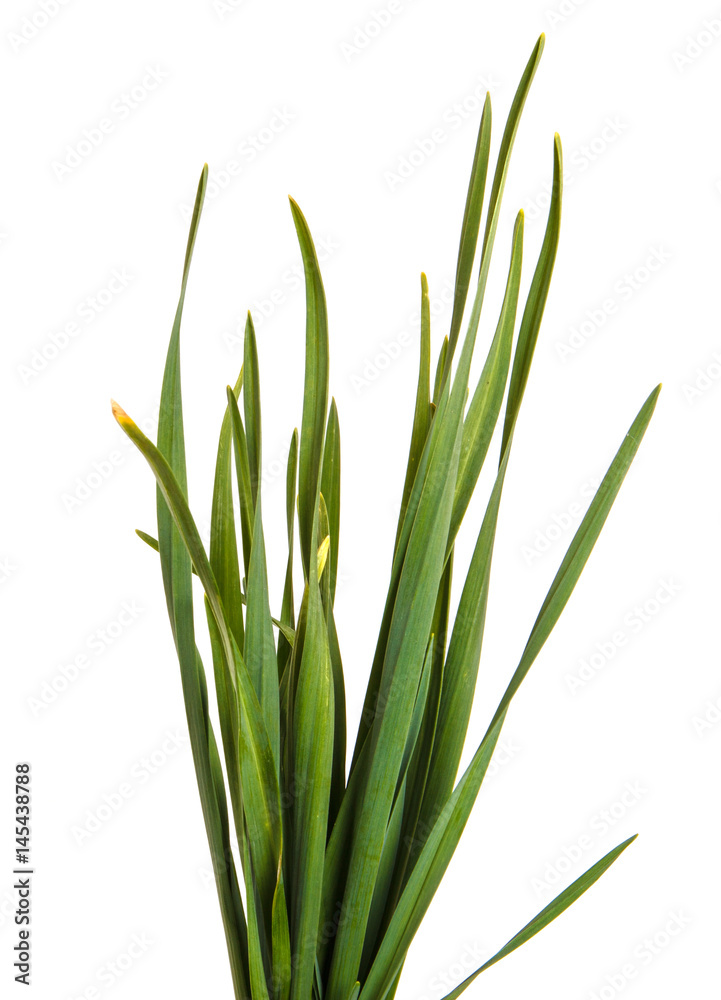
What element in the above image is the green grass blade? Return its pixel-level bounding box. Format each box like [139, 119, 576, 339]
[394, 273, 432, 557]
[156, 164, 209, 611]
[148, 163, 251, 1000]
[278, 429, 299, 677]
[447, 94, 492, 361]
[244, 496, 281, 773]
[387, 559, 451, 906]
[211, 370, 245, 649]
[290, 197, 329, 579]
[137, 527, 295, 645]
[241, 821, 272, 1000]
[290, 565, 335, 1000]
[441, 34, 544, 385]
[476, 36, 543, 309]
[432, 336, 448, 409]
[113, 401, 283, 928]
[360, 780, 407, 978]
[207, 702, 251, 1000]
[207, 373, 246, 849]
[327, 350, 471, 998]
[437, 836, 638, 1000]
[321, 400, 341, 604]
[204, 595, 243, 844]
[326, 605, 347, 832]
[397, 636, 434, 795]
[272, 862, 292, 1000]
[244, 312, 262, 508]
[416, 448, 511, 858]
[318, 728, 373, 978]
[240, 322, 281, 771]
[449, 210, 523, 547]
[501, 134, 562, 456]
[350, 260, 480, 781]
[358, 714, 506, 1000]
[227, 384, 255, 580]
[488, 383, 661, 735]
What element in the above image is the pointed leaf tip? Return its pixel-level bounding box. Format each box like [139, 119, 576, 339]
[111, 399, 130, 425]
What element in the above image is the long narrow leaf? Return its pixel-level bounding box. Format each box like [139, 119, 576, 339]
[437, 836, 638, 1000]
[290, 197, 330, 579]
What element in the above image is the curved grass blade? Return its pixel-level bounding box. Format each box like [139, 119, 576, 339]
[358, 714, 506, 1000]
[207, 372, 246, 849]
[327, 362, 469, 999]
[362, 384, 659, 1000]
[432, 336, 448, 408]
[321, 400, 341, 604]
[290, 564, 335, 1000]
[227, 383, 255, 579]
[278, 429, 299, 678]
[487, 383, 661, 735]
[360, 780, 407, 979]
[437, 836, 638, 1000]
[112, 400, 283, 929]
[501, 134, 561, 456]
[449, 209, 523, 548]
[149, 163, 251, 1000]
[318, 490, 347, 827]
[207, 700, 251, 1000]
[244, 312, 262, 508]
[136, 528, 296, 644]
[210, 370, 245, 649]
[272, 859, 292, 1000]
[441, 33, 545, 384]
[241, 820, 272, 1000]
[447, 93, 492, 361]
[418, 449, 510, 846]
[290, 196, 330, 579]
[241, 322, 281, 771]
[394, 273, 432, 557]
[350, 229, 486, 780]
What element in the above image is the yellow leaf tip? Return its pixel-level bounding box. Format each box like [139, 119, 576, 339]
[111, 399, 131, 426]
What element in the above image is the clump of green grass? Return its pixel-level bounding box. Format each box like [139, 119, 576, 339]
[112, 34, 659, 1000]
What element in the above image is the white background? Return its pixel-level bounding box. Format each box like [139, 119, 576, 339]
[1, 1, 719, 998]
